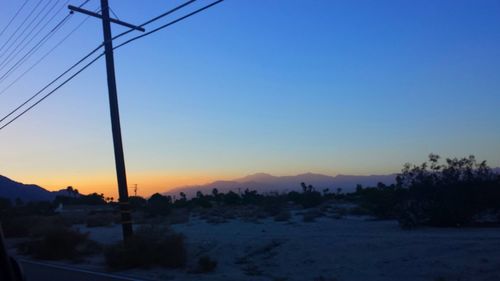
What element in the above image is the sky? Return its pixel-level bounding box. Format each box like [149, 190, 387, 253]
[0, 0, 499, 198]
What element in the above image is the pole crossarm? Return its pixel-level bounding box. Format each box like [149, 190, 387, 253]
[68, 5, 145, 32]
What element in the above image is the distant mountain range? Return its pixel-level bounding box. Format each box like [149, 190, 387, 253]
[3, 167, 499, 202]
[164, 172, 398, 198]
[0, 175, 71, 203]
[165, 168, 500, 198]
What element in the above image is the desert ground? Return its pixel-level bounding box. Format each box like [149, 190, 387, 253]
[20, 211, 496, 281]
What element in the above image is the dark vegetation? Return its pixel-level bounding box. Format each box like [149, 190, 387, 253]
[0, 154, 499, 269]
[352, 154, 500, 228]
[17, 225, 100, 260]
[196, 255, 217, 273]
[104, 225, 186, 269]
[1, 155, 500, 231]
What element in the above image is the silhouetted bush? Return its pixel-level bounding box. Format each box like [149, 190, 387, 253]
[288, 188, 323, 209]
[18, 226, 100, 260]
[241, 189, 262, 205]
[167, 209, 190, 224]
[222, 191, 241, 205]
[259, 194, 287, 216]
[0, 197, 11, 212]
[196, 255, 217, 273]
[55, 193, 106, 206]
[355, 183, 407, 219]
[303, 209, 323, 222]
[129, 196, 147, 210]
[2, 215, 66, 238]
[274, 210, 291, 222]
[86, 213, 115, 227]
[2, 216, 37, 237]
[105, 225, 186, 269]
[147, 193, 172, 216]
[397, 154, 500, 227]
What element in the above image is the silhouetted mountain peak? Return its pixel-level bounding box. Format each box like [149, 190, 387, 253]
[0, 175, 53, 202]
[165, 172, 398, 198]
[235, 173, 276, 183]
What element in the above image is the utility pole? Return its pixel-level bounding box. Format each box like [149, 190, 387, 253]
[69, 0, 144, 242]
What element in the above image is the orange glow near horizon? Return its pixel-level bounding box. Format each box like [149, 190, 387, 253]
[8, 171, 240, 199]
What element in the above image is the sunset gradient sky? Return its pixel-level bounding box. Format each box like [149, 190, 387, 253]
[1, 0, 499, 198]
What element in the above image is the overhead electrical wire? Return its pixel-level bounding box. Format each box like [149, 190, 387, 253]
[0, 0, 197, 100]
[114, 0, 223, 50]
[0, 0, 69, 72]
[0, 14, 92, 96]
[0, 43, 103, 124]
[112, 0, 197, 41]
[0, 0, 51, 61]
[0, 0, 44, 56]
[0, 15, 72, 84]
[0, 0, 91, 88]
[0, 0, 62, 70]
[0, 0, 225, 131]
[0, 0, 30, 39]
[0, 53, 104, 130]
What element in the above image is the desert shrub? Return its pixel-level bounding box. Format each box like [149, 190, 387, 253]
[259, 195, 287, 216]
[274, 210, 291, 222]
[356, 183, 407, 219]
[301, 191, 323, 208]
[18, 226, 100, 260]
[314, 277, 338, 281]
[147, 193, 172, 216]
[167, 209, 190, 224]
[330, 206, 348, 218]
[192, 191, 213, 209]
[222, 191, 241, 205]
[2, 216, 37, 237]
[196, 256, 217, 273]
[86, 213, 115, 227]
[60, 213, 86, 225]
[105, 225, 186, 269]
[241, 189, 262, 205]
[397, 154, 500, 227]
[347, 206, 371, 216]
[129, 196, 147, 210]
[195, 198, 213, 208]
[303, 209, 323, 222]
[55, 193, 106, 206]
[288, 184, 324, 209]
[2, 215, 67, 238]
[0, 197, 11, 211]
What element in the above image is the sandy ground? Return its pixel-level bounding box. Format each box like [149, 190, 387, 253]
[59, 213, 500, 281]
[60, 212, 500, 281]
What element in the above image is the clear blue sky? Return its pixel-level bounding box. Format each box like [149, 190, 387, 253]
[0, 0, 499, 197]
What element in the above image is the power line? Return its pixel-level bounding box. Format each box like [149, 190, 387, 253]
[0, 0, 197, 99]
[109, 7, 120, 20]
[112, 0, 197, 41]
[0, 1, 44, 56]
[0, 0, 92, 90]
[0, 44, 102, 124]
[0, 15, 71, 84]
[0, 0, 67, 71]
[0, 0, 50, 61]
[0, 0, 30, 39]
[0, 13, 92, 96]
[0, 52, 104, 130]
[114, 0, 224, 50]
[0, 0, 224, 131]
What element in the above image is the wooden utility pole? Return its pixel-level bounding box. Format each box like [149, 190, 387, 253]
[69, 0, 144, 242]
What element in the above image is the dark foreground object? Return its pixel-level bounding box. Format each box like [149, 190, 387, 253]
[20, 260, 145, 281]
